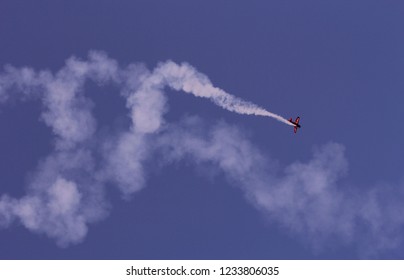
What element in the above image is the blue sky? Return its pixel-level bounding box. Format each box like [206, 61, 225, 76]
[0, 1, 404, 259]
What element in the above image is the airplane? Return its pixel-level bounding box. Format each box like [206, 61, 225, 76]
[289, 116, 301, 133]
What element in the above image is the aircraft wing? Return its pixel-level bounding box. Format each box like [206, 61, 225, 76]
[295, 117, 300, 124]
[294, 126, 297, 133]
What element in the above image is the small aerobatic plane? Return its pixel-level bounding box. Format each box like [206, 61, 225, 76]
[289, 116, 301, 133]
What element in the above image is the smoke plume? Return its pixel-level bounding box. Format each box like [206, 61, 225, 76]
[0, 51, 403, 256]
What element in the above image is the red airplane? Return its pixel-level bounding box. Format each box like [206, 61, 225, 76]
[289, 116, 301, 133]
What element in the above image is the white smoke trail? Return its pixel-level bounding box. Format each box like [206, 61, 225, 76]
[152, 61, 294, 126]
[0, 51, 403, 257]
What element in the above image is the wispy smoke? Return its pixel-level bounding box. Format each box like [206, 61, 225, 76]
[0, 51, 403, 256]
[151, 61, 293, 126]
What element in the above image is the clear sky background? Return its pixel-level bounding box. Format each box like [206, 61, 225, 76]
[0, 1, 404, 259]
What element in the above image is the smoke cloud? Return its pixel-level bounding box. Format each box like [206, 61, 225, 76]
[0, 51, 403, 256]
